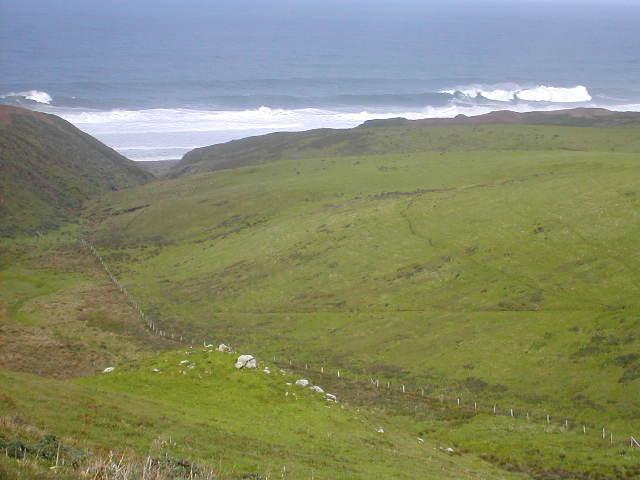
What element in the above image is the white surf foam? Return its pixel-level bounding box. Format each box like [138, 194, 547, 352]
[118, 145, 203, 151]
[518, 85, 592, 103]
[443, 84, 592, 103]
[117, 153, 184, 162]
[45, 94, 637, 161]
[1, 89, 53, 104]
[51, 104, 505, 160]
[49, 103, 568, 160]
[55, 104, 513, 137]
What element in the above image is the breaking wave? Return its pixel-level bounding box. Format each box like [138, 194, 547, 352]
[9, 82, 635, 161]
[46, 102, 587, 161]
[1, 89, 53, 104]
[443, 84, 592, 103]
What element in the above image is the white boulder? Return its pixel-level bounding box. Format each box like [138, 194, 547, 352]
[102, 366, 115, 374]
[235, 354, 257, 369]
[310, 385, 324, 394]
[326, 393, 337, 402]
[295, 379, 310, 387]
[218, 343, 233, 353]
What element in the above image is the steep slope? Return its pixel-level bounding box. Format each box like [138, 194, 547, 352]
[0, 106, 153, 236]
[0, 230, 516, 479]
[88, 121, 640, 477]
[1, 347, 520, 479]
[172, 108, 640, 176]
[0, 229, 176, 379]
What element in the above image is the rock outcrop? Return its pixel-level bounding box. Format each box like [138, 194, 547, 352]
[235, 354, 257, 369]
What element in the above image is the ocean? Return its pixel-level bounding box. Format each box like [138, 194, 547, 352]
[2, 0, 639, 161]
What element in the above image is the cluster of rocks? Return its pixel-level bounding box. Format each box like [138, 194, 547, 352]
[179, 359, 197, 370]
[230, 351, 338, 403]
[295, 378, 337, 402]
[156, 344, 340, 404]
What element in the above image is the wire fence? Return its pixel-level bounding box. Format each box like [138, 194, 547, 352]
[79, 237, 639, 451]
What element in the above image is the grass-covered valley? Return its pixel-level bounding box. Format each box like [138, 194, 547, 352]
[0, 230, 518, 480]
[1, 106, 640, 478]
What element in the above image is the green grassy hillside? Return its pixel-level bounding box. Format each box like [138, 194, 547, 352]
[84, 119, 640, 477]
[0, 106, 153, 236]
[3, 111, 640, 478]
[137, 159, 180, 177]
[173, 108, 640, 176]
[0, 230, 176, 379]
[0, 347, 520, 479]
[0, 231, 520, 479]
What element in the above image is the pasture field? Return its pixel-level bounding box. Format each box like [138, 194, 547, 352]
[83, 123, 640, 477]
[2, 122, 640, 478]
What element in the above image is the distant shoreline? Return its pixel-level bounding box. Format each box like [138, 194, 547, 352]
[2, 93, 638, 162]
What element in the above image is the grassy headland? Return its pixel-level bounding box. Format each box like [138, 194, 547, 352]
[0, 106, 152, 236]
